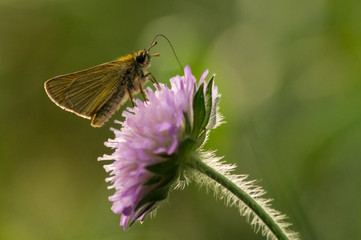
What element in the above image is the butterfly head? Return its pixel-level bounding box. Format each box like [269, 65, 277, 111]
[134, 41, 160, 67]
[135, 51, 151, 67]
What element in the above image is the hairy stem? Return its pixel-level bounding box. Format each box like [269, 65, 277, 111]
[189, 157, 290, 240]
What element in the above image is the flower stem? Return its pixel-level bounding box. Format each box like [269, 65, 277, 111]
[189, 157, 290, 240]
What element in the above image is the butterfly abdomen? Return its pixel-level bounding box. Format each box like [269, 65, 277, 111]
[91, 86, 128, 127]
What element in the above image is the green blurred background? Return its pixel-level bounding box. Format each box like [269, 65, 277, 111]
[1, 0, 360, 239]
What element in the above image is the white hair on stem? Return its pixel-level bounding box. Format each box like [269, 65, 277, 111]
[189, 150, 300, 240]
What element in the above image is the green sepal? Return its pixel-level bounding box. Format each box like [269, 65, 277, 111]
[136, 203, 155, 218]
[129, 202, 156, 228]
[143, 175, 164, 185]
[135, 185, 170, 211]
[179, 172, 186, 182]
[192, 83, 206, 138]
[207, 96, 219, 130]
[146, 158, 178, 176]
[183, 111, 192, 135]
[203, 75, 214, 130]
[178, 137, 196, 154]
[194, 129, 207, 150]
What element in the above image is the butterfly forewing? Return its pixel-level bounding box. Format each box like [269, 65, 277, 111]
[45, 61, 126, 120]
[65, 69, 121, 116]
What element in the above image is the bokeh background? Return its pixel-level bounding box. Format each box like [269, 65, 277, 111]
[1, 0, 360, 239]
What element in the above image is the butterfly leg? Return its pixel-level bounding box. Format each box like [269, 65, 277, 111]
[138, 76, 148, 101]
[145, 72, 160, 90]
[144, 72, 157, 84]
[127, 88, 135, 107]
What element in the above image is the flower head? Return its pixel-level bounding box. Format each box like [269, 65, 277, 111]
[98, 66, 220, 230]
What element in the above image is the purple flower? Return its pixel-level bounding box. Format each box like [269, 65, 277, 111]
[98, 65, 220, 230]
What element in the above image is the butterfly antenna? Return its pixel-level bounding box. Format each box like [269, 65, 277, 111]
[149, 34, 184, 71]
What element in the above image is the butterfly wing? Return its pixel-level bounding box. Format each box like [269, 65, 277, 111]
[45, 60, 127, 121]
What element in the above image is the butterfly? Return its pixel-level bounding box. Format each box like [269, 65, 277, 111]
[44, 41, 159, 127]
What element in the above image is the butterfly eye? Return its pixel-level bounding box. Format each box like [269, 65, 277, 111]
[135, 53, 145, 63]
